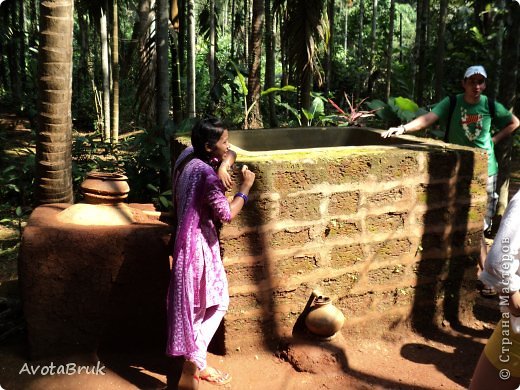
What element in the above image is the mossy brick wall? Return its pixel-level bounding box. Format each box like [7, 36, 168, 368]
[173, 132, 488, 351]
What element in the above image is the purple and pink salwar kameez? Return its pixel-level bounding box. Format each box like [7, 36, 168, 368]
[166, 147, 231, 370]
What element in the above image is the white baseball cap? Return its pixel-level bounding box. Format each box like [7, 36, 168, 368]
[464, 65, 487, 79]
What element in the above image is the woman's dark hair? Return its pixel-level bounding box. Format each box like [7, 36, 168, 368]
[191, 116, 225, 161]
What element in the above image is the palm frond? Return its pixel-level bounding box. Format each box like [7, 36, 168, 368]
[284, 0, 327, 79]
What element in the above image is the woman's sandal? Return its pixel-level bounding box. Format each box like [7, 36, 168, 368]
[178, 360, 200, 390]
[199, 366, 232, 386]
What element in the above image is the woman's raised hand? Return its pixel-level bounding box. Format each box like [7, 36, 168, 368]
[240, 165, 255, 191]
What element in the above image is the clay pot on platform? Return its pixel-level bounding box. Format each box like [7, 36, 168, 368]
[304, 292, 345, 338]
[80, 171, 130, 205]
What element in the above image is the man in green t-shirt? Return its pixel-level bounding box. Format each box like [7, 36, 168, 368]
[381, 65, 520, 296]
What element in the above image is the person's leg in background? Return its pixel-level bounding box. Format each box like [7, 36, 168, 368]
[479, 174, 499, 297]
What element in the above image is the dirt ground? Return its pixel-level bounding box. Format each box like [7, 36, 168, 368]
[0, 305, 501, 390]
[0, 113, 519, 389]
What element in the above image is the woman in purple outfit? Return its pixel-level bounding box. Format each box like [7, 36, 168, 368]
[166, 117, 255, 390]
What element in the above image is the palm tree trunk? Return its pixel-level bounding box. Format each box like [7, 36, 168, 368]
[156, 0, 170, 128]
[343, 3, 348, 54]
[495, 2, 520, 219]
[434, 0, 448, 101]
[29, 0, 39, 49]
[356, 0, 364, 96]
[264, 0, 278, 127]
[414, 0, 428, 106]
[246, 0, 264, 129]
[18, 0, 27, 91]
[78, 13, 89, 88]
[369, 0, 377, 77]
[7, 2, 22, 106]
[112, 0, 120, 144]
[230, 0, 236, 59]
[385, 0, 395, 100]
[325, 0, 334, 93]
[186, 0, 196, 118]
[170, 30, 183, 123]
[36, 0, 74, 205]
[209, 0, 216, 92]
[491, 0, 505, 98]
[244, 0, 249, 65]
[100, 5, 111, 142]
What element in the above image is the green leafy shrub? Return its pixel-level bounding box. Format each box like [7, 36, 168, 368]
[366, 97, 428, 127]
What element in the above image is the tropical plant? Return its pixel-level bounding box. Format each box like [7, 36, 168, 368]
[230, 59, 297, 128]
[327, 94, 379, 126]
[366, 96, 428, 127]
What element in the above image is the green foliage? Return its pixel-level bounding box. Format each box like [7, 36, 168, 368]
[118, 119, 194, 209]
[0, 130, 34, 242]
[366, 96, 428, 126]
[0, 204, 28, 241]
[147, 185, 173, 210]
[0, 133, 35, 208]
[302, 94, 326, 126]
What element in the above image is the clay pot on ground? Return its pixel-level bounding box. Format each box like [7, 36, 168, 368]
[80, 171, 130, 205]
[304, 293, 345, 338]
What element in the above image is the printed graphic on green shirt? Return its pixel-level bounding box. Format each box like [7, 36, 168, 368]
[460, 108, 483, 141]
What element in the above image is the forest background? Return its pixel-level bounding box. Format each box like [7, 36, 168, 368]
[0, 0, 519, 227]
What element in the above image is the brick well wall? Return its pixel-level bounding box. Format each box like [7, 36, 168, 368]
[173, 132, 488, 352]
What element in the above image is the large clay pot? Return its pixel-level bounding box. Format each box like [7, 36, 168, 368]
[80, 171, 130, 205]
[304, 293, 345, 338]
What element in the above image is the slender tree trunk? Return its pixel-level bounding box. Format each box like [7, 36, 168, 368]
[325, 0, 334, 93]
[366, 0, 377, 95]
[156, 0, 170, 191]
[385, 0, 395, 100]
[19, 0, 27, 91]
[112, 0, 120, 143]
[246, 0, 264, 129]
[491, 0, 505, 98]
[280, 7, 289, 87]
[186, 0, 196, 118]
[170, 31, 183, 123]
[399, 12, 403, 63]
[137, 0, 152, 91]
[156, 0, 170, 128]
[230, 0, 236, 59]
[170, 0, 182, 123]
[29, 0, 39, 49]
[0, 41, 6, 91]
[357, 0, 364, 96]
[223, 0, 228, 30]
[301, 68, 312, 123]
[414, 0, 428, 106]
[244, 0, 249, 66]
[434, 0, 448, 101]
[138, 0, 151, 50]
[209, 0, 216, 92]
[78, 13, 89, 87]
[264, 0, 278, 127]
[494, 2, 520, 220]
[100, 6, 111, 141]
[36, 0, 74, 204]
[370, 0, 377, 70]
[343, 4, 348, 54]
[8, 2, 22, 106]
[178, 0, 186, 81]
